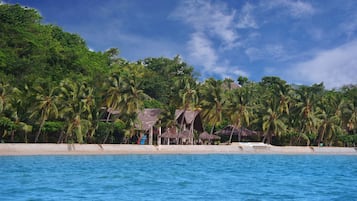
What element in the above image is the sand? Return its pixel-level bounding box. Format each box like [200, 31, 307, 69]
[0, 143, 356, 155]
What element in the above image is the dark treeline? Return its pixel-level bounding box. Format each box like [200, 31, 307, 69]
[0, 4, 356, 146]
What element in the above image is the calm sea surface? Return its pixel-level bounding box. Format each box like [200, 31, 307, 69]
[0, 154, 356, 201]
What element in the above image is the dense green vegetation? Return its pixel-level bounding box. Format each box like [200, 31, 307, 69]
[0, 4, 356, 146]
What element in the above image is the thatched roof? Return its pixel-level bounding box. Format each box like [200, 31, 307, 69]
[175, 109, 204, 132]
[161, 128, 194, 139]
[199, 131, 221, 140]
[215, 125, 257, 136]
[161, 127, 178, 138]
[178, 130, 194, 138]
[175, 110, 199, 123]
[135, 108, 161, 131]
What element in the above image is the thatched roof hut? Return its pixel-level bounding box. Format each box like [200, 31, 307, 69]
[178, 130, 194, 138]
[134, 108, 161, 145]
[161, 127, 178, 139]
[199, 131, 221, 140]
[135, 108, 161, 131]
[175, 109, 204, 132]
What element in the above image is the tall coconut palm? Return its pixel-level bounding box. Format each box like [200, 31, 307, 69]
[0, 82, 8, 114]
[103, 73, 125, 122]
[121, 74, 148, 115]
[226, 87, 252, 143]
[115, 66, 150, 142]
[177, 77, 198, 132]
[294, 86, 320, 143]
[341, 86, 357, 134]
[30, 84, 59, 143]
[260, 76, 291, 115]
[315, 92, 344, 146]
[199, 78, 226, 134]
[345, 101, 357, 134]
[0, 82, 27, 142]
[59, 79, 94, 143]
[261, 97, 286, 144]
[0, 81, 13, 114]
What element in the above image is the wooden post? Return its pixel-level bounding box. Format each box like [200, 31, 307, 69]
[149, 126, 153, 145]
[157, 121, 161, 146]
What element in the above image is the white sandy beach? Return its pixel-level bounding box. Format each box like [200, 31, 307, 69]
[0, 143, 356, 155]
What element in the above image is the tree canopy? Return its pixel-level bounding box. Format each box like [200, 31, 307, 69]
[0, 4, 356, 146]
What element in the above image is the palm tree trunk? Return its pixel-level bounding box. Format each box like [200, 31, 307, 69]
[228, 126, 235, 144]
[24, 132, 28, 143]
[35, 120, 46, 143]
[10, 130, 15, 142]
[238, 128, 242, 142]
[316, 124, 326, 146]
[106, 112, 112, 122]
[103, 131, 112, 144]
[57, 131, 65, 143]
[209, 122, 216, 144]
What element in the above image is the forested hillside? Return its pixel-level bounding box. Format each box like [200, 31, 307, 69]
[0, 4, 356, 146]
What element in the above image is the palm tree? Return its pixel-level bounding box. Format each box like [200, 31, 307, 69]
[261, 97, 286, 144]
[341, 86, 357, 134]
[103, 73, 124, 122]
[59, 79, 95, 143]
[294, 86, 320, 144]
[121, 74, 148, 115]
[0, 81, 18, 115]
[260, 76, 291, 115]
[177, 77, 198, 132]
[345, 101, 357, 134]
[315, 92, 344, 146]
[30, 84, 59, 143]
[0, 82, 9, 114]
[0, 81, 25, 142]
[199, 78, 226, 135]
[226, 87, 252, 143]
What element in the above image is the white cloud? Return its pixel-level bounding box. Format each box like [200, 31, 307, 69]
[245, 44, 287, 61]
[262, 0, 315, 18]
[187, 32, 218, 69]
[237, 3, 258, 29]
[186, 32, 248, 79]
[171, 0, 238, 47]
[172, 0, 249, 79]
[288, 40, 357, 89]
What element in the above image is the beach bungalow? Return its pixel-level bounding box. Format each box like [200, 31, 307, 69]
[135, 108, 161, 145]
[161, 109, 204, 144]
[161, 126, 178, 145]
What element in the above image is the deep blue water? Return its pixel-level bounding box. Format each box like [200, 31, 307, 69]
[0, 154, 356, 201]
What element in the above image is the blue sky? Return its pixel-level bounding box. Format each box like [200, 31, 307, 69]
[5, 0, 357, 88]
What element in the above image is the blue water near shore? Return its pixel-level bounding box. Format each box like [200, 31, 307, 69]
[0, 154, 356, 201]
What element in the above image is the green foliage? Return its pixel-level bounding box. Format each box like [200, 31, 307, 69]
[42, 121, 65, 133]
[0, 3, 356, 146]
[113, 119, 126, 131]
[141, 56, 197, 106]
[0, 116, 17, 131]
[143, 99, 163, 109]
[0, 4, 110, 87]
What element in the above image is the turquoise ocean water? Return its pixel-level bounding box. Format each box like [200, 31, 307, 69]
[0, 154, 356, 201]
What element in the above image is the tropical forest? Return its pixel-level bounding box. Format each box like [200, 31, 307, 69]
[0, 4, 356, 146]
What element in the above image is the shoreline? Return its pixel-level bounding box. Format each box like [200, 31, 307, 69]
[0, 143, 356, 156]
